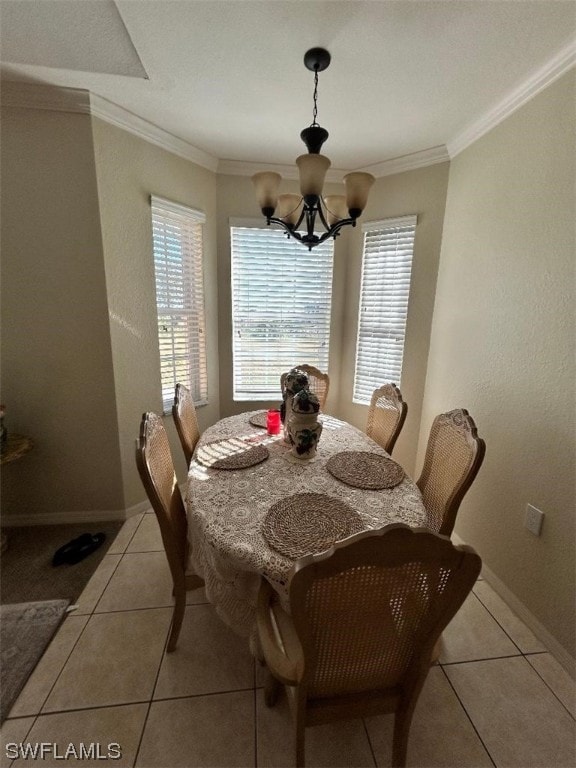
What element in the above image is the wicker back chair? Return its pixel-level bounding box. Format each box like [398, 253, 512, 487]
[280, 365, 330, 410]
[257, 524, 481, 767]
[417, 409, 486, 537]
[172, 383, 201, 465]
[136, 412, 203, 652]
[366, 383, 407, 455]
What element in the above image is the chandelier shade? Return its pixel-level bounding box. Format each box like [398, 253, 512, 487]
[252, 48, 374, 250]
[343, 172, 376, 218]
[252, 171, 281, 216]
[276, 194, 303, 226]
[323, 195, 348, 227]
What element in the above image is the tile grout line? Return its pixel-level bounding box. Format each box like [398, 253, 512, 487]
[150, 686, 259, 704]
[13, 612, 94, 721]
[439, 665, 498, 768]
[79, 550, 124, 615]
[521, 656, 576, 723]
[93, 515, 147, 612]
[361, 717, 378, 767]
[440, 652, 525, 667]
[13, 688, 260, 724]
[20, 687, 262, 721]
[443, 588, 576, 726]
[132, 608, 173, 768]
[470, 590, 524, 656]
[4, 713, 39, 768]
[9, 700, 154, 719]
[470, 585, 558, 664]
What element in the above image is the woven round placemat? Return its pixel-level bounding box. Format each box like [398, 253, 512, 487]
[195, 438, 269, 470]
[326, 451, 405, 490]
[262, 492, 364, 559]
[248, 411, 268, 428]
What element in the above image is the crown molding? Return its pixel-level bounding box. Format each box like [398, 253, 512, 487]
[0, 80, 218, 172]
[355, 145, 450, 177]
[0, 80, 91, 113]
[89, 93, 218, 171]
[448, 38, 576, 158]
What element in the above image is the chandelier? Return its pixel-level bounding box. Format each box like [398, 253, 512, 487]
[252, 48, 375, 250]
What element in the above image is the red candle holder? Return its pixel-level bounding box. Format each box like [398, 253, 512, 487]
[266, 409, 281, 435]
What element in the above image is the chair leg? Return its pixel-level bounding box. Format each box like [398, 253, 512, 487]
[167, 587, 186, 653]
[391, 709, 413, 768]
[294, 702, 306, 768]
[252, 632, 265, 666]
[264, 669, 281, 707]
[185, 572, 205, 591]
[430, 635, 442, 665]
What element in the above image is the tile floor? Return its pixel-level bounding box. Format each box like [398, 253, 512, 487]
[2, 512, 575, 768]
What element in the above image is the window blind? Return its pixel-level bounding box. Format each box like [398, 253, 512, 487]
[151, 196, 208, 413]
[231, 225, 334, 401]
[353, 215, 417, 405]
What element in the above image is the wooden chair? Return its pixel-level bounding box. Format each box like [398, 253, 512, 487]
[417, 409, 486, 537]
[257, 524, 481, 767]
[172, 383, 200, 465]
[135, 412, 204, 652]
[280, 365, 330, 410]
[366, 383, 407, 455]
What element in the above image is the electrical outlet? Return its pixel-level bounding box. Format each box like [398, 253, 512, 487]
[525, 504, 544, 536]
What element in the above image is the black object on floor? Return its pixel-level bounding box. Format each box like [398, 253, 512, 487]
[52, 532, 107, 566]
[1, 521, 123, 605]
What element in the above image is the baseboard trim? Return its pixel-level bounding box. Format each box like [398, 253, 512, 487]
[1, 500, 151, 527]
[452, 533, 575, 678]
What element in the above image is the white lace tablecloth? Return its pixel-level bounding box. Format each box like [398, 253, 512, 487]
[185, 412, 425, 642]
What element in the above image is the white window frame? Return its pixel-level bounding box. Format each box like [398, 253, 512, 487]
[150, 195, 208, 413]
[230, 220, 334, 401]
[353, 215, 417, 405]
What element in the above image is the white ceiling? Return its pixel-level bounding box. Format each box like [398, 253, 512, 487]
[1, 0, 575, 172]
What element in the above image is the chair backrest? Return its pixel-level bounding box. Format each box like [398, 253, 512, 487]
[416, 409, 486, 537]
[135, 412, 188, 587]
[281, 365, 329, 409]
[366, 383, 407, 454]
[288, 524, 481, 701]
[172, 383, 200, 465]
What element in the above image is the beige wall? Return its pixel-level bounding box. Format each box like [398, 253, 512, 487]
[215, 174, 350, 418]
[91, 119, 219, 499]
[418, 71, 575, 662]
[0, 95, 219, 521]
[0, 105, 124, 518]
[338, 164, 450, 475]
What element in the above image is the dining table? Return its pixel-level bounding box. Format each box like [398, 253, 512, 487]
[185, 411, 427, 649]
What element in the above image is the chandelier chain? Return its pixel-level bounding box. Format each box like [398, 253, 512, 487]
[312, 69, 319, 126]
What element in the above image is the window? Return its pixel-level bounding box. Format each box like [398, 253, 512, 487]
[231, 224, 334, 400]
[151, 196, 208, 412]
[353, 215, 417, 405]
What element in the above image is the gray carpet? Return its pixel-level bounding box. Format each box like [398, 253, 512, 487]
[0, 521, 123, 605]
[1, 599, 69, 722]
